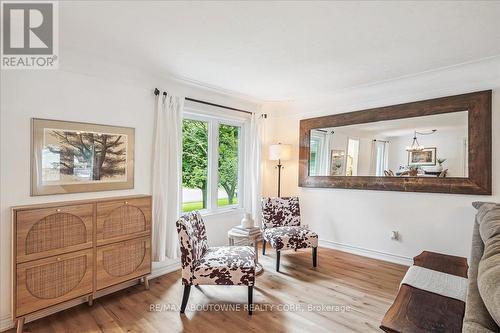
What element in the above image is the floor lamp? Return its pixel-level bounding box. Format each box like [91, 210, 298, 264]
[269, 143, 292, 197]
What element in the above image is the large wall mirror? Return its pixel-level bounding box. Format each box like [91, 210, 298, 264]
[299, 91, 491, 194]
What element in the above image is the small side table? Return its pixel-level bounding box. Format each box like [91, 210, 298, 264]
[228, 228, 264, 276]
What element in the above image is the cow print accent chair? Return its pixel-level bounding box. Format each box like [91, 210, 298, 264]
[261, 197, 318, 272]
[176, 211, 256, 315]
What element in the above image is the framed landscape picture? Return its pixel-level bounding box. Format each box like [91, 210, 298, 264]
[31, 118, 135, 195]
[408, 147, 436, 166]
[330, 149, 345, 176]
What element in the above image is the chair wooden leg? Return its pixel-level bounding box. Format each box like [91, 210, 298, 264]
[276, 250, 281, 271]
[313, 247, 318, 267]
[248, 286, 253, 315]
[262, 240, 266, 255]
[180, 285, 191, 313]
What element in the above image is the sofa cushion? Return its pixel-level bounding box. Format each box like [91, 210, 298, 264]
[473, 202, 500, 327]
[463, 221, 498, 333]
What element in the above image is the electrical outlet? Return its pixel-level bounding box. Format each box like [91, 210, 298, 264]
[391, 231, 399, 241]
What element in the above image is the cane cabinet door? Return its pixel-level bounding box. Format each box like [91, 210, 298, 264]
[16, 249, 93, 316]
[16, 204, 94, 263]
[96, 236, 151, 290]
[96, 197, 151, 246]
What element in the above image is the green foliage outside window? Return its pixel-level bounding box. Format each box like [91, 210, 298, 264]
[182, 119, 209, 210]
[218, 124, 239, 206]
[182, 120, 239, 212]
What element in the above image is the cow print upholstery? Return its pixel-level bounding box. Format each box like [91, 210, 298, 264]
[176, 211, 255, 286]
[262, 197, 318, 251]
[262, 197, 301, 229]
[263, 225, 318, 251]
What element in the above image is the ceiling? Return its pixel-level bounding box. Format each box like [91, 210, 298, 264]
[61, 1, 500, 101]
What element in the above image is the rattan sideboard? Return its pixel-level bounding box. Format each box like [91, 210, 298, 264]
[12, 195, 152, 333]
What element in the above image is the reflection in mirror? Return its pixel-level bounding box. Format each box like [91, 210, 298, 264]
[309, 111, 468, 178]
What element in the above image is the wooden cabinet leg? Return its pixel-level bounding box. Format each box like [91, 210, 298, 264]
[87, 295, 93, 306]
[144, 276, 150, 290]
[16, 317, 25, 333]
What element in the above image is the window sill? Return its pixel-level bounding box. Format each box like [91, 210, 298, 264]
[198, 206, 244, 217]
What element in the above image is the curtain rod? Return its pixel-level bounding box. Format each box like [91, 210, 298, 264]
[154, 88, 253, 115]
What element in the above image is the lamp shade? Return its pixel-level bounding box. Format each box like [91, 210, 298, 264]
[269, 143, 292, 161]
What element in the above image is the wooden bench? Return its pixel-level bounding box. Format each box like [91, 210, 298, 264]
[380, 251, 468, 333]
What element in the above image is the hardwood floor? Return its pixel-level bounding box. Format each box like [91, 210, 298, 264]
[11, 247, 408, 333]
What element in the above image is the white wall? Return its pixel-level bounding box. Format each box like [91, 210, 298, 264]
[262, 56, 500, 265]
[387, 128, 468, 177]
[0, 49, 260, 329]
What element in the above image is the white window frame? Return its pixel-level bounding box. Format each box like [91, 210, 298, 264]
[181, 105, 247, 215]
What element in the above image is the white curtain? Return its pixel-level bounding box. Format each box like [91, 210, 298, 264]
[243, 113, 265, 227]
[152, 92, 184, 261]
[369, 140, 377, 175]
[383, 141, 390, 173]
[371, 140, 389, 176]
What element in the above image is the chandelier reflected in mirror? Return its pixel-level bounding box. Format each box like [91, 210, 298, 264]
[405, 129, 437, 152]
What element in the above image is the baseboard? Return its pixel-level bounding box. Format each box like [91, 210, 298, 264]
[0, 314, 13, 332]
[150, 260, 181, 279]
[0, 261, 181, 332]
[319, 239, 412, 266]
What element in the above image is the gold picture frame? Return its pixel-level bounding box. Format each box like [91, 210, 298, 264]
[31, 118, 135, 195]
[408, 147, 437, 166]
[330, 150, 345, 176]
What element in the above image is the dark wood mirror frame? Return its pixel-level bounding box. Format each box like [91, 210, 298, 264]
[299, 90, 492, 195]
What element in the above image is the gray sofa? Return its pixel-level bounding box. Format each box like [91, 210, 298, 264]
[463, 202, 500, 332]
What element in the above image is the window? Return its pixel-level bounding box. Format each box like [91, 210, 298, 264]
[181, 112, 244, 213]
[309, 137, 319, 175]
[218, 124, 240, 207]
[181, 119, 209, 212]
